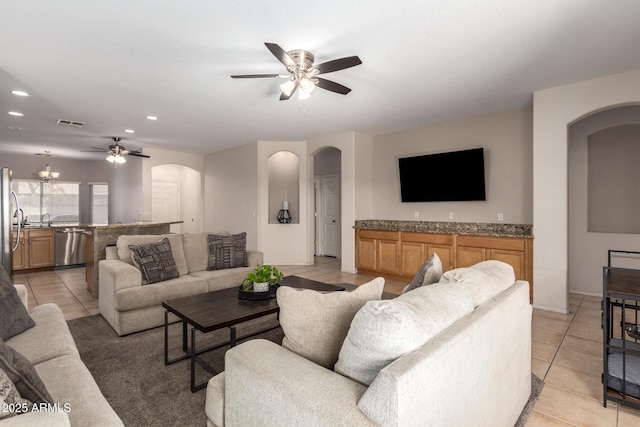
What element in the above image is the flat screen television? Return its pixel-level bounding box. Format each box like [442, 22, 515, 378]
[398, 148, 486, 202]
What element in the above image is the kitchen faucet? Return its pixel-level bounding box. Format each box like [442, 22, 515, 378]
[43, 212, 51, 226]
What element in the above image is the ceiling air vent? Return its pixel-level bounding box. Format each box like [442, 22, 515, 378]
[56, 119, 84, 128]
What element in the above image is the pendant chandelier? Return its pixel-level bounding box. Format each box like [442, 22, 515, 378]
[38, 164, 60, 183]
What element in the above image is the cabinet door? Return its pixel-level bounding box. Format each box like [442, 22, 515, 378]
[490, 249, 526, 281]
[12, 232, 26, 270]
[357, 238, 377, 271]
[378, 240, 400, 274]
[401, 242, 425, 277]
[27, 230, 55, 268]
[456, 246, 486, 268]
[428, 244, 454, 272]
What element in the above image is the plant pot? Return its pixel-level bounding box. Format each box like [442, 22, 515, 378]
[253, 282, 269, 292]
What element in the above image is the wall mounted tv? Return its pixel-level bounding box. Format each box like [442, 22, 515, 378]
[398, 148, 486, 202]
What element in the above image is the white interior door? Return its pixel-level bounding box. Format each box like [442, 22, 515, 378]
[152, 181, 180, 233]
[321, 175, 340, 257]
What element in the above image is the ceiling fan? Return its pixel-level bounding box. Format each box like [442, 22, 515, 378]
[231, 42, 362, 101]
[83, 137, 150, 164]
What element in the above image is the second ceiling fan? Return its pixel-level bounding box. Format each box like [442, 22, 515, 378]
[231, 43, 362, 101]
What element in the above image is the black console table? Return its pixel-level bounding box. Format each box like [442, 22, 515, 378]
[602, 266, 640, 409]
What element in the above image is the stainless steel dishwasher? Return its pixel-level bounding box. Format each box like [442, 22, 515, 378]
[55, 227, 87, 267]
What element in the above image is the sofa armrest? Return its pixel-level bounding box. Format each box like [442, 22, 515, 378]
[0, 410, 71, 426]
[223, 339, 376, 426]
[246, 250, 263, 267]
[98, 259, 142, 293]
[105, 246, 118, 260]
[13, 284, 28, 309]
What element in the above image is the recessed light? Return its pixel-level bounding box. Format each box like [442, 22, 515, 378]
[8, 111, 24, 117]
[11, 90, 29, 97]
[124, 129, 135, 134]
[8, 126, 22, 130]
[146, 115, 158, 121]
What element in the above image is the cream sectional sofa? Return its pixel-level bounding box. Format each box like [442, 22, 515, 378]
[99, 232, 263, 336]
[206, 261, 532, 427]
[3, 285, 122, 426]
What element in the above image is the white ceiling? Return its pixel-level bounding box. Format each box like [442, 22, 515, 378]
[1, 0, 640, 161]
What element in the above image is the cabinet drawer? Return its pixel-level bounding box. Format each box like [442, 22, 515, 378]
[359, 230, 399, 241]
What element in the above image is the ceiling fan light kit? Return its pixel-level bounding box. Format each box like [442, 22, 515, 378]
[232, 42, 362, 101]
[81, 136, 150, 165]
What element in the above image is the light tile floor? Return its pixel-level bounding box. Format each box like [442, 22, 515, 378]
[18, 257, 640, 426]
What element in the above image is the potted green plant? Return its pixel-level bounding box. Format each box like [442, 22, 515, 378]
[242, 264, 283, 292]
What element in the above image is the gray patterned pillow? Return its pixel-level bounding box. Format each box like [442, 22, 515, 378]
[0, 367, 31, 419]
[0, 267, 35, 340]
[207, 232, 248, 270]
[0, 339, 53, 405]
[402, 253, 443, 294]
[129, 238, 180, 285]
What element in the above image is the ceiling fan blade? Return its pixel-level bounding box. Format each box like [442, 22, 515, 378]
[127, 152, 151, 159]
[265, 42, 296, 68]
[231, 74, 281, 79]
[315, 78, 352, 95]
[80, 147, 109, 152]
[313, 56, 362, 75]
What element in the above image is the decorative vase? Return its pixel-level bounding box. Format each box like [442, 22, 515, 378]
[253, 282, 269, 293]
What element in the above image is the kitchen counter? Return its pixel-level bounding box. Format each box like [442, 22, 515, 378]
[354, 219, 533, 238]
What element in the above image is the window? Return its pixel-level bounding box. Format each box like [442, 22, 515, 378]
[90, 183, 109, 225]
[11, 180, 80, 225]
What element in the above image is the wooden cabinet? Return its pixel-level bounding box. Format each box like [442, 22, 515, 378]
[456, 235, 531, 283]
[400, 232, 454, 274]
[356, 230, 400, 275]
[12, 228, 55, 272]
[356, 228, 533, 301]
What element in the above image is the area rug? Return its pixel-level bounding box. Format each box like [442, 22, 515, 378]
[68, 315, 543, 426]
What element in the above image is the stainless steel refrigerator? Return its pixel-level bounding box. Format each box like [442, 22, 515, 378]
[1, 167, 22, 274]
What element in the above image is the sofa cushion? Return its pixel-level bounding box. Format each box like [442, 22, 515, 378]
[182, 231, 229, 273]
[334, 282, 474, 386]
[113, 275, 208, 311]
[0, 339, 53, 405]
[117, 234, 188, 276]
[129, 238, 180, 285]
[0, 267, 35, 340]
[402, 253, 443, 294]
[277, 277, 385, 369]
[207, 232, 248, 270]
[5, 304, 79, 365]
[439, 260, 515, 307]
[190, 266, 254, 292]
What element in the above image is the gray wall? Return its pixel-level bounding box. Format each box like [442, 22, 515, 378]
[371, 107, 533, 224]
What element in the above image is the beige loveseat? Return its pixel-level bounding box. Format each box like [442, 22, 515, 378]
[2, 285, 122, 426]
[206, 261, 532, 427]
[99, 232, 263, 336]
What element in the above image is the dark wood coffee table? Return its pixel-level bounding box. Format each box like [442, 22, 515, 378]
[162, 275, 345, 392]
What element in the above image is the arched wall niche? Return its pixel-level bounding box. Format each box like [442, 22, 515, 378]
[568, 105, 640, 296]
[268, 151, 300, 224]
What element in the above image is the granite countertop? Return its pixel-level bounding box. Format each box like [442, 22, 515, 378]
[354, 219, 533, 238]
[86, 221, 183, 229]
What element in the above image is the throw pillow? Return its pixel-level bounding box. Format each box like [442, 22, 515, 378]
[207, 232, 248, 270]
[334, 282, 474, 386]
[0, 367, 31, 420]
[402, 253, 443, 294]
[0, 267, 35, 341]
[277, 277, 385, 369]
[129, 238, 180, 285]
[0, 339, 53, 405]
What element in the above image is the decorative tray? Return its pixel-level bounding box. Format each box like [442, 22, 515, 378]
[237, 284, 279, 301]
